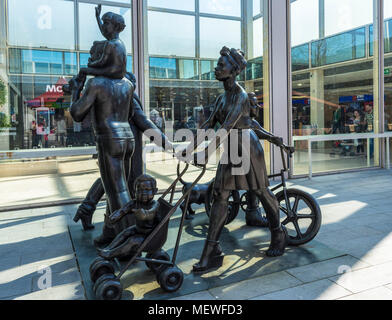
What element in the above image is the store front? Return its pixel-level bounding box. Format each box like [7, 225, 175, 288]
[290, 0, 392, 177]
[0, 0, 271, 186]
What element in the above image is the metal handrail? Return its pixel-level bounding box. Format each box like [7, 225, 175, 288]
[292, 132, 392, 178]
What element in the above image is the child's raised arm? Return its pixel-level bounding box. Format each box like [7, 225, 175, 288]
[95, 4, 104, 37]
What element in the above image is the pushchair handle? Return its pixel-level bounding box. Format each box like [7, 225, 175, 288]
[281, 144, 295, 157]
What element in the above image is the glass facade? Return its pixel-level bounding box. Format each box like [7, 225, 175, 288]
[385, 0, 392, 162]
[144, 0, 270, 179]
[0, 0, 391, 190]
[0, 0, 271, 191]
[1, 0, 133, 152]
[290, 0, 380, 176]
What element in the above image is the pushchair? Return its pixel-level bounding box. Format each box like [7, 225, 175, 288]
[89, 162, 206, 300]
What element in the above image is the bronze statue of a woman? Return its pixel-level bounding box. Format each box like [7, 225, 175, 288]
[179, 47, 287, 273]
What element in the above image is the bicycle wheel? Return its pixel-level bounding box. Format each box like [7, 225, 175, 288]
[275, 188, 321, 246]
[205, 181, 240, 225]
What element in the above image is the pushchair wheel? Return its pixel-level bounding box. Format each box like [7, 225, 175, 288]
[157, 266, 184, 293]
[94, 275, 122, 300]
[90, 257, 115, 283]
[145, 250, 170, 273]
[239, 192, 250, 212]
[93, 272, 116, 294]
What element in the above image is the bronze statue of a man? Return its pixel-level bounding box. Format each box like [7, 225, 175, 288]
[69, 69, 135, 247]
[178, 47, 287, 273]
[73, 72, 173, 238]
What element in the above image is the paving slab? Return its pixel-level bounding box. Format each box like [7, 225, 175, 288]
[338, 286, 392, 300]
[208, 270, 302, 300]
[250, 279, 351, 300]
[0, 276, 33, 299]
[170, 290, 216, 300]
[329, 261, 392, 293]
[11, 282, 85, 300]
[286, 255, 370, 283]
[385, 283, 392, 291]
[69, 208, 344, 300]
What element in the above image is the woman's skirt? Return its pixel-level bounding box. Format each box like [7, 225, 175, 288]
[213, 129, 269, 191]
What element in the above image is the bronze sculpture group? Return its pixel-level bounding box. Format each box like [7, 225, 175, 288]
[66, 5, 290, 290]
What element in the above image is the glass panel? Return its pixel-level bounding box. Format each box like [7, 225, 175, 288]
[246, 57, 263, 80]
[79, 3, 132, 54]
[149, 57, 177, 79]
[104, 0, 131, 3]
[144, 1, 270, 181]
[369, 20, 392, 57]
[292, 44, 309, 71]
[293, 139, 376, 175]
[8, 0, 75, 50]
[9, 49, 77, 76]
[149, 57, 199, 79]
[64, 52, 78, 75]
[200, 60, 217, 80]
[253, 17, 263, 58]
[148, 0, 195, 11]
[311, 28, 366, 67]
[291, 0, 378, 176]
[4, 74, 95, 150]
[324, 0, 373, 37]
[81, 52, 132, 72]
[126, 55, 133, 73]
[290, 0, 318, 46]
[385, 1, 392, 162]
[79, 53, 90, 69]
[200, 17, 241, 59]
[148, 11, 195, 57]
[199, 0, 241, 17]
[253, 0, 261, 16]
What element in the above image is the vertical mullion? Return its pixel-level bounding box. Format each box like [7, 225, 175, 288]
[75, 0, 79, 51]
[374, 0, 384, 167]
[132, 0, 146, 102]
[270, 0, 289, 175]
[241, 0, 246, 56]
[195, 0, 200, 59]
[287, 0, 294, 178]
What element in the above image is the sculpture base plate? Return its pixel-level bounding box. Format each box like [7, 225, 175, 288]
[69, 205, 344, 300]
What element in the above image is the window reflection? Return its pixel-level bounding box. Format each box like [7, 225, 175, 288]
[291, 0, 377, 176]
[311, 28, 366, 67]
[9, 49, 77, 75]
[290, 0, 318, 46]
[324, 0, 372, 37]
[145, 0, 267, 149]
[199, 0, 241, 17]
[80, 52, 132, 72]
[148, 0, 195, 11]
[201, 60, 217, 80]
[7, 74, 95, 150]
[78, 3, 132, 53]
[148, 11, 195, 57]
[292, 44, 309, 71]
[199, 17, 241, 58]
[8, 0, 75, 49]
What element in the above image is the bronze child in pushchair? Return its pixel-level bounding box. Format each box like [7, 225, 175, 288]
[98, 174, 162, 260]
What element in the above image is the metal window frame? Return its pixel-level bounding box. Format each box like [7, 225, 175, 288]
[269, 0, 290, 176]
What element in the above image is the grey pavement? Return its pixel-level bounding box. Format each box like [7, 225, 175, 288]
[1, 169, 392, 299]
